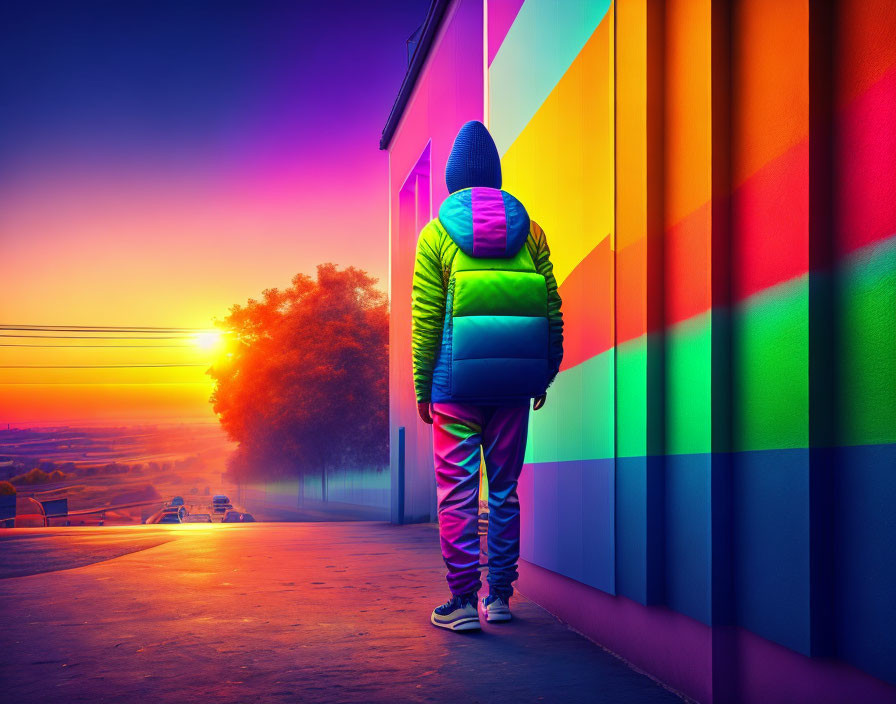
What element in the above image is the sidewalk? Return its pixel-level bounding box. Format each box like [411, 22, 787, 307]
[0, 522, 683, 703]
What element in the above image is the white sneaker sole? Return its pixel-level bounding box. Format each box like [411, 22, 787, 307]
[431, 612, 481, 631]
[481, 601, 512, 622]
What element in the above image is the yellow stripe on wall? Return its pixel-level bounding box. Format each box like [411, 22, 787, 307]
[497, 8, 615, 287]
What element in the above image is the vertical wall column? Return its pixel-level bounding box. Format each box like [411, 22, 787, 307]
[660, 0, 732, 632]
[831, 0, 896, 685]
[807, 0, 837, 658]
[614, 0, 665, 606]
[729, 0, 823, 658]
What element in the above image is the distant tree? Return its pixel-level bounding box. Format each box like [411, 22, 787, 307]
[208, 264, 388, 500]
[10, 468, 67, 485]
[0, 481, 15, 495]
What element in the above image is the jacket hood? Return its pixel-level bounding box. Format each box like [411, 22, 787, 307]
[438, 187, 530, 258]
[445, 120, 502, 193]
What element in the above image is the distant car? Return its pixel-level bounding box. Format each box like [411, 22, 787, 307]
[161, 505, 187, 520]
[14, 496, 48, 528]
[222, 510, 255, 523]
[212, 495, 232, 513]
[183, 514, 212, 523]
[158, 512, 181, 524]
[169, 496, 185, 507]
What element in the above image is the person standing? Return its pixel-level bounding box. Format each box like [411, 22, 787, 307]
[411, 120, 564, 631]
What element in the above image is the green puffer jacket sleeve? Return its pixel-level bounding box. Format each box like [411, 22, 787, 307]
[527, 220, 564, 386]
[411, 221, 448, 403]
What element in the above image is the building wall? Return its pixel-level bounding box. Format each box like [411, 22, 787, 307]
[387, 0, 484, 523]
[387, 0, 895, 701]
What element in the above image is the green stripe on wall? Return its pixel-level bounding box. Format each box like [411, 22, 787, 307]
[526, 347, 614, 463]
[525, 235, 894, 463]
[616, 335, 647, 458]
[734, 276, 809, 452]
[665, 312, 713, 456]
[839, 235, 896, 445]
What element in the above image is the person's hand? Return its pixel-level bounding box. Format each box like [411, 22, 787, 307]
[533, 393, 547, 411]
[418, 402, 433, 424]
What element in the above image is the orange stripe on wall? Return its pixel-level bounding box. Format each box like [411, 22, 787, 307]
[558, 237, 614, 371]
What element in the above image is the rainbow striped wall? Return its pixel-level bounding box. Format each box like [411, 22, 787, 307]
[490, 0, 896, 701]
[386, 1, 895, 701]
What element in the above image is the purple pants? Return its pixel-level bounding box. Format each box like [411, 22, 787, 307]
[431, 402, 530, 597]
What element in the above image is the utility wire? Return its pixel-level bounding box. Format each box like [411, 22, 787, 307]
[0, 344, 199, 348]
[0, 324, 217, 333]
[1, 334, 200, 339]
[0, 363, 209, 368]
[0, 381, 212, 385]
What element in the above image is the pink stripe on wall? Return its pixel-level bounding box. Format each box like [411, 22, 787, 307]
[488, 0, 526, 65]
[471, 187, 508, 257]
[517, 560, 896, 704]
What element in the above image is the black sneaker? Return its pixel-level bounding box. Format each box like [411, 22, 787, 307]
[431, 593, 480, 631]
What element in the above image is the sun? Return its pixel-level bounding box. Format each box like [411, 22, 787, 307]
[193, 331, 223, 351]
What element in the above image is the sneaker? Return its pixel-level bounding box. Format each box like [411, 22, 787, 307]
[431, 593, 480, 631]
[481, 593, 512, 622]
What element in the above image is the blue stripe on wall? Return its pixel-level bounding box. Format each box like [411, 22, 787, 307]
[665, 453, 712, 625]
[615, 455, 664, 605]
[835, 443, 896, 685]
[733, 447, 812, 655]
[519, 444, 896, 685]
[521, 458, 614, 594]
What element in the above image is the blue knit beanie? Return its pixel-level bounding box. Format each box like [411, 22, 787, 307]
[445, 120, 502, 194]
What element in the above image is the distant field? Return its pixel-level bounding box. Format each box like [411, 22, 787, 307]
[0, 423, 232, 466]
[0, 423, 237, 524]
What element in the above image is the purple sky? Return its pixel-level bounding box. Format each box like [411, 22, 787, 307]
[0, 0, 426, 313]
[0, 0, 427, 423]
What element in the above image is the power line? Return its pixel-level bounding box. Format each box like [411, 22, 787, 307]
[1, 334, 200, 339]
[0, 324, 218, 333]
[0, 383, 213, 387]
[0, 363, 209, 369]
[0, 343, 199, 348]
[0, 380, 213, 388]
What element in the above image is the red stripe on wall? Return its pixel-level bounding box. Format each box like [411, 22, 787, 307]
[556, 66, 894, 371]
[615, 234, 647, 344]
[837, 66, 896, 254]
[732, 140, 809, 301]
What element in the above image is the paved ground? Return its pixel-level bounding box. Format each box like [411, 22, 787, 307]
[0, 522, 682, 703]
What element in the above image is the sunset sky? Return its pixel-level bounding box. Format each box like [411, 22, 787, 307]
[0, 0, 424, 425]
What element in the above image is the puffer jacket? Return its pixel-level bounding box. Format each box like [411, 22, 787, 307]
[411, 186, 564, 405]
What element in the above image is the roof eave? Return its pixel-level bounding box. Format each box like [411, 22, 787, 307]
[379, 0, 452, 151]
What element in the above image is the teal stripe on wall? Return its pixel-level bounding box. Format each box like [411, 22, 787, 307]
[489, 0, 611, 156]
[525, 347, 615, 463]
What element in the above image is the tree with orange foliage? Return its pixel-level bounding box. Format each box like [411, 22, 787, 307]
[208, 264, 388, 500]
